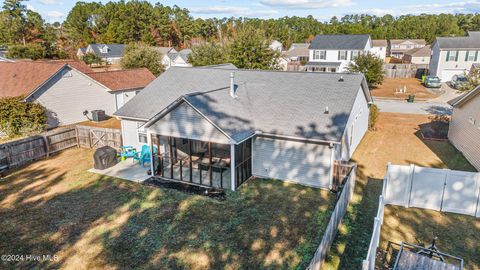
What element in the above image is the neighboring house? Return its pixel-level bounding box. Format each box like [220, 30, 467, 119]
[371, 40, 387, 61]
[0, 50, 13, 62]
[87, 68, 156, 111]
[282, 43, 310, 71]
[277, 54, 290, 71]
[155, 46, 177, 69]
[447, 86, 480, 170]
[162, 48, 192, 70]
[269, 40, 283, 52]
[78, 44, 126, 65]
[114, 66, 373, 191]
[429, 31, 480, 82]
[0, 61, 154, 128]
[307, 34, 372, 72]
[402, 45, 431, 65]
[389, 39, 426, 58]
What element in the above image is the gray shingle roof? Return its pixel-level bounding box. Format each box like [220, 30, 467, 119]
[436, 31, 480, 49]
[309, 34, 371, 50]
[114, 67, 371, 143]
[88, 44, 125, 58]
[306, 61, 341, 67]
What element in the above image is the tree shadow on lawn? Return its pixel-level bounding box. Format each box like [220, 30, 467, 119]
[0, 154, 336, 270]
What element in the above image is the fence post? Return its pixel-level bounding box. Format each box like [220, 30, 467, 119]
[42, 135, 50, 158]
[75, 126, 80, 148]
[362, 260, 369, 270]
[405, 164, 415, 208]
[439, 168, 450, 212]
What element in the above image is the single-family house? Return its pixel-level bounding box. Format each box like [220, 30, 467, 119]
[162, 48, 192, 70]
[269, 40, 283, 52]
[0, 50, 13, 62]
[447, 86, 480, 170]
[282, 43, 310, 71]
[114, 66, 373, 191]
[389, 39, 426, 59]
[403, 45, 431, 65]
[78, 44, 126, 65]
[429, 31, 480, 82]
[0, 61, 154, 128]
[371, 40, 387, 61]
[306, 34, 372, 73]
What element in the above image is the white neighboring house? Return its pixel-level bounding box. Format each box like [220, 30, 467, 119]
[429, 31, 480, 82]
[447, 86, 480, 170]
[307, 34, 372, 72]
[114, 66, 373, 191]
[0, 61, 154, 128]
[269, 40, 283, 52]
[78, 44, 126, 65]
[389, 39, 426, 58]
[371, 40, 387, 61]
[155, 47, 177, 69]
[162, 49, 192, 70]
[0, 50, 13, 62]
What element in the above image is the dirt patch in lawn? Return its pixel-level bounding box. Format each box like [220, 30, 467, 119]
[0, 148, 334, 270]
[323, 112, 476, 270]
[378, 205, 480, 270]
[371, 78, 439, 100]
[75, 117, 121, 129]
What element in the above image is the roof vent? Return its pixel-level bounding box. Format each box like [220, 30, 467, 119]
[324, 106, 329, 114]
[338, 76, 344, 82]
[230, 72, 236, 98]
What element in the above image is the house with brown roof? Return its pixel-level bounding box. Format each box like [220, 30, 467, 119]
[402, 45, 431, 65]
[389, 39, 427, 58]
[0, 61, 155, 128]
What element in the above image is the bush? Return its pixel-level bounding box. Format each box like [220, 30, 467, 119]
[121, 43, 163, 76]
[7, 44, 46, 60]
[0, 97, 47, 138]
[369, 104, 379, 130]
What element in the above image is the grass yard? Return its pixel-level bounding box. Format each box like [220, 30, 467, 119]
[371, 78, 439, 100]
[0, 148, 334, 270]
[323, 112, 477, 270]
[379, 205, 480, 270]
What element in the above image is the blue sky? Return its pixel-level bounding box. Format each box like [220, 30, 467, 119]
[26, 0, 480, 23]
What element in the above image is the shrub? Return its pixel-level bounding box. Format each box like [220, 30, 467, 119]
[369, 104, 380, 130]
[7, 44, 46, 60]
[121, 43, 163, 76]
[0, 97, 47, 138]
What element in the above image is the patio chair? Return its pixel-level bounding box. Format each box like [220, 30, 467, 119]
[120, 146, 137, 161]
[134, 145, 157, 167]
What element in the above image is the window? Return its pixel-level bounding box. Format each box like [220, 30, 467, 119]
[351, 50, 360, 60]
[330, 68, 336, 72]
[314, 50, 326, 60]
[136, 122, 148, 143]
[446, 51, 457, 62]
[466, 50, 477, 61]
[339, 50, 348, 60]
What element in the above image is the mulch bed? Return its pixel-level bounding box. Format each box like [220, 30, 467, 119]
[419, 116, 450, 141]
[143, 177, 226, 200]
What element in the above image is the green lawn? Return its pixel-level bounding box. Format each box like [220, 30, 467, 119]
[0, 148, 334, 270]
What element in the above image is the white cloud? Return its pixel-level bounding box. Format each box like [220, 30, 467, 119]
[190, 6, 279, 17]
[259, 0, 354, 9]
[409, 0, 480, 13]
[39, 0, 58, 5]
[47, 11, 64, 18]
[360, 8, 395, 16]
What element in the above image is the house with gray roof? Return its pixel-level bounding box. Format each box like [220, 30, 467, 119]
[77, 44, 126, 65]
[429, 31, 480, 82]
[307, 34, 372, 72]
[114, 66, 373, 191]
[162, 48, 192, 70]
[448, 85, 480, 170]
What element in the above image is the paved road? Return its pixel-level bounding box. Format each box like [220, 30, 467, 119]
[374, 99, 452, 115]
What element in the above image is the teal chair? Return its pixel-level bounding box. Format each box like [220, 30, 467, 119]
[134, 145, 157, 167]
[120, 146, 137, 161]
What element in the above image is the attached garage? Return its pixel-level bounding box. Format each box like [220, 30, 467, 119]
[440, 69, 465, 82]
[252, 136, 333, 189]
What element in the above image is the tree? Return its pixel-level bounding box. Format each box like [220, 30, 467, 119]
[189, 42, 227, 66]
[347, 53, 384, 87]
[0, 96, 46, 138]
[459, 68, 480, 92]
[121, 43, 163, 76]
[7, 43, 45, 59]
[2, 0, 27, 45]
[228, 26, 280, 70]
[81, 52, 103, 66]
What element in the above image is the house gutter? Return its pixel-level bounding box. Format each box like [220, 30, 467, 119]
[256, 131, 340, 145]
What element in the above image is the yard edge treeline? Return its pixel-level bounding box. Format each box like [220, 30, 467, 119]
[1, 0, 480, 59]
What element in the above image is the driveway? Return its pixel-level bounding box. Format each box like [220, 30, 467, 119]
[374, 99, 452, 115]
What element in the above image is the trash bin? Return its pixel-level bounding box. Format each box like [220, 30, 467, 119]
[407, 95, 415, 103]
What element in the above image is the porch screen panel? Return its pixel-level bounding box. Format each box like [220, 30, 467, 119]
[235, 139, 252, 188]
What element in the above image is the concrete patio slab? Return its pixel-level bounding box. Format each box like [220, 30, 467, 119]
[88, 160, 151, 182]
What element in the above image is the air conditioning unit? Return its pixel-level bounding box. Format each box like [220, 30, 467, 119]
[91, 110, 106, 122]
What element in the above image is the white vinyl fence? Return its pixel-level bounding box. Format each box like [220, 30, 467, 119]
[363, 163, 480, 270]
[384, 163, 480, 217]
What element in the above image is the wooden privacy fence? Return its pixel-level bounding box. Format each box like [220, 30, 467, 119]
[384, 163, 480, 217]
[332, 161, 356, 191]
[0, 125, 121, 171]
[307, 164, 357, 270]
[384, 64, 429, 78]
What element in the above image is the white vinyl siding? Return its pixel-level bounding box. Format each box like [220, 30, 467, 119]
[121, 119, 147, 150]
[448, 95, 480, 170]
[147, 102, 230, 144]
[32, 67, 116, 128]
[252, 136, 332, 189]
